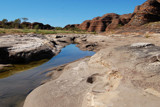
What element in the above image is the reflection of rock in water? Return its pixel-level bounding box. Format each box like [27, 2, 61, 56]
[0, 34, 95, 65]
[0, 43, 95, 107]
[0, 59, 48, 79]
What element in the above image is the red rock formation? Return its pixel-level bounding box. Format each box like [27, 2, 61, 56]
[134, 6, 141, 13]
[128, 0, 160, 26]
[120, 13, 133, 25]
[78, 13, 133, 32]
[66, 0, 160, 32]
[102, 13, 120, 31]
[87, 17, 104, 32]
[106, 19, 120, 31]
[78, 20, 91, 31]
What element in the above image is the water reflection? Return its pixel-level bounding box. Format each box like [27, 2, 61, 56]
[0, 44, 95, 107]
[0, 59, 48, 79]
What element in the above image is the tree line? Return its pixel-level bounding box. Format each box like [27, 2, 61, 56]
[0, 18, 55, 30]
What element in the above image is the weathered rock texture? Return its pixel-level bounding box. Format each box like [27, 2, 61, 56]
[24, 33, 160, 107]
[78, 20, 91, 31]
[0, 35, 55, 64]
[23, 41, 160, 107]
[77, 13, 132, 32]
[66, 0, 160, 32]
[0, 34, 86, 64]
[128, 0, 160, 26]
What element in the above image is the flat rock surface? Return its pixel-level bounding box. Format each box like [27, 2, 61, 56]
[23, 33, 160, 107]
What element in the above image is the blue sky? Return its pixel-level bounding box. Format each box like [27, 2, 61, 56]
[0, 0, 146, 27]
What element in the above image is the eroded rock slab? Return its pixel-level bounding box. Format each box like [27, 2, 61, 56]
[0, 34, 94, 64]
[23, 42, 160, 107]
[0, 34, 56, 64]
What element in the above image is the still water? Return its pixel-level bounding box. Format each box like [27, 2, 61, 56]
[0, 44, 95, 107]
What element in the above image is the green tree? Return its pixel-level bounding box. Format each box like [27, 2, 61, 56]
[21, 18, 28, 22]
[54, 27, 63, 30]
[1, 19, 8, 28]
[34, 25, 39, 32]
[13, 18, 21, 28]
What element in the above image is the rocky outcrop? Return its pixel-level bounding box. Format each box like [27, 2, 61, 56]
[23, 32, 160, 107]
[87, 16, 103, 32]
[0, 35, 56, 64]
[0, 35, 59, 64]
[78, 13, 133, 32]
[104, 13, 120, 31]
[128, 0, 160, 26]
[119, 13, 133, 25]
[69, 0, 160, 32]
[78, 20, 91, 31]
[78, 13, 124, 32]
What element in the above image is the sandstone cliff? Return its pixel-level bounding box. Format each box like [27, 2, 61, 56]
[128, 0, 160, 26]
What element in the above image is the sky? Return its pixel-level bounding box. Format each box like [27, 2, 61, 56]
[0, 0, 146, 27]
